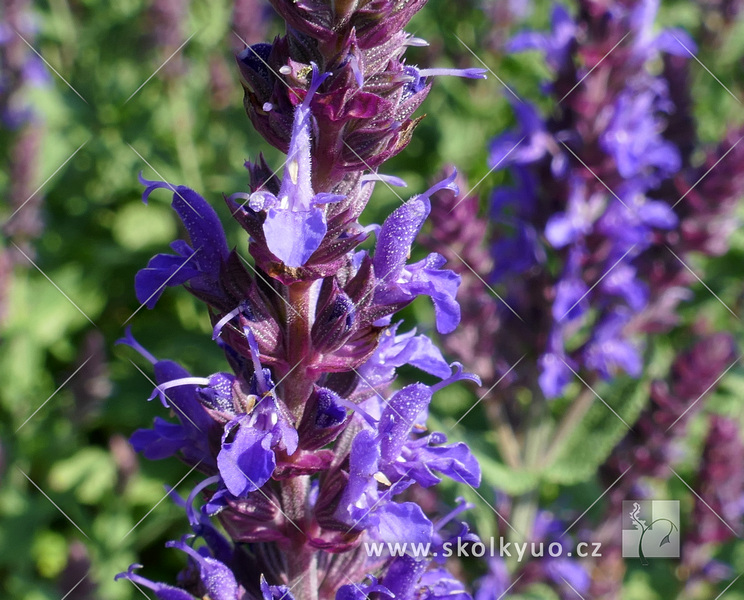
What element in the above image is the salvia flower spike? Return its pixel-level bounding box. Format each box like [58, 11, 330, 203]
[116, 1, 485, 599]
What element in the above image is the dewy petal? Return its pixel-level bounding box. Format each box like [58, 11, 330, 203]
[336, 575, 394, 600]
[115, 564, 196, 600]
[165, 540, 240, 600]
[217, 418, 276, 496]
[399, 254, 462, 334]
[374, 171, 458, 283]
[418, 568, 472, 600]
[402, 436, 481, 487]
[197, 373, 236, 413]
[358, 322, 451, 389]
[263, 204, 328, 267]
[313, 387, 347, 428]
[374, 196, 430, 283]
[389, 331, 451, 378]
[379, 383, 432, 465]
[334, 429, 380, 524]
[374, 501, 433, 545]
[380, 555, 429, 600]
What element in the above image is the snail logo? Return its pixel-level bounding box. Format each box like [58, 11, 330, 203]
[621, 500, 680, 564]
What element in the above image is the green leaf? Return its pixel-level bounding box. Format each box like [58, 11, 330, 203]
[49, 448, 117, 504]
[476, 442, 542, 496]
[543, 375, 650, 485]
[112, 201, 177, 251]
[31, 531, 68, 579]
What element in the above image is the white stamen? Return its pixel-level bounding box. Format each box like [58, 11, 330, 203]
[374, 472, 392, 486]
[288, 160, 299, 185]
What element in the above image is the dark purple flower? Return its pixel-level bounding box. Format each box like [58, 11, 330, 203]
[135, 176, 230, 308]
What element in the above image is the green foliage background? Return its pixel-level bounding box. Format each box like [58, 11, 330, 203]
[1, 0, 743, 598]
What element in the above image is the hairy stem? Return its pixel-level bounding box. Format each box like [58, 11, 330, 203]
[281, 475, 318, 600]
[283, 281, 315, 419]
[485, 400, 522, 469]
[544, 386, 595, 466]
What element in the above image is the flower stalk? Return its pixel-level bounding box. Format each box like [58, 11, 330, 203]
[117, 2, 486, 599]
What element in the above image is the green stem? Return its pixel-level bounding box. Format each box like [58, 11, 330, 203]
[485, 401, 522, 469]
[508, 385, 551, 552]
[544, 387, 595, 466]
[49, 0, 77, 69]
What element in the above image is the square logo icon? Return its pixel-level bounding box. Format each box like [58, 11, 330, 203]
[622, 500, 680, 564]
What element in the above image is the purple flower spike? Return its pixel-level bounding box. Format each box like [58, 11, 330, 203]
[122, 0, 484, 596]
